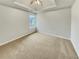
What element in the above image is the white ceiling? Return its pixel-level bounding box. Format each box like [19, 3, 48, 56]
[0, 0, 75, 14]
[0, 0, 37, 14]
[14, 0, 56, 11]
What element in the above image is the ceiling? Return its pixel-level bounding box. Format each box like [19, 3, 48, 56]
[0, 0, 75, 14]
[14, 0, 56, 11]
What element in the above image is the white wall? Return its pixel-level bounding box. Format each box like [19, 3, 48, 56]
[0, 5, 32, 45]
[37, 8, 71, 39]
[71, 0, 79, 57]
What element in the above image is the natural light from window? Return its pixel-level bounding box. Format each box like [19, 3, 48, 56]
[29, 15, 36, 29]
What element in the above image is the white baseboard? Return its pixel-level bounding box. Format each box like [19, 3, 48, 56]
[38, 32, 70, 40]
[71, 40, 79, 58]
[0, 31, 36, 46]
[0, 33, 28, 46]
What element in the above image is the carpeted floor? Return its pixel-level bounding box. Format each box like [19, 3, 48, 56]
[0, 32, 78, 59]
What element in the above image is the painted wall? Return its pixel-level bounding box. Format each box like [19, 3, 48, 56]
[0, 5, 32, 45]
[37, 8, 71, 39]
[71, 0, 79, 57]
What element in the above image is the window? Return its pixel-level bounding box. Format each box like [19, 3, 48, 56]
[29, 15, 36, 29]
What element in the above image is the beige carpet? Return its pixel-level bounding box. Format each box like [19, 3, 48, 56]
[0, 32, 78, 59]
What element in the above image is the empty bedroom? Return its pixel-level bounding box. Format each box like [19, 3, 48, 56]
[0, 0, 79, 59]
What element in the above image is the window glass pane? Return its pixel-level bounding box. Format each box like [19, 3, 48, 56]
[29, 15, 36, 28]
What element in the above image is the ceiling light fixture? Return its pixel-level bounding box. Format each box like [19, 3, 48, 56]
[30, 0, 42, 5]
[30, 0, 43, 10]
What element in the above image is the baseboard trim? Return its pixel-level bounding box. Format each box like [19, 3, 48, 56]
[0, 31, 36, 46]
[0, 34, 28, 46]
[38, 32, 70, 40]
[71, 40, 79, 58]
